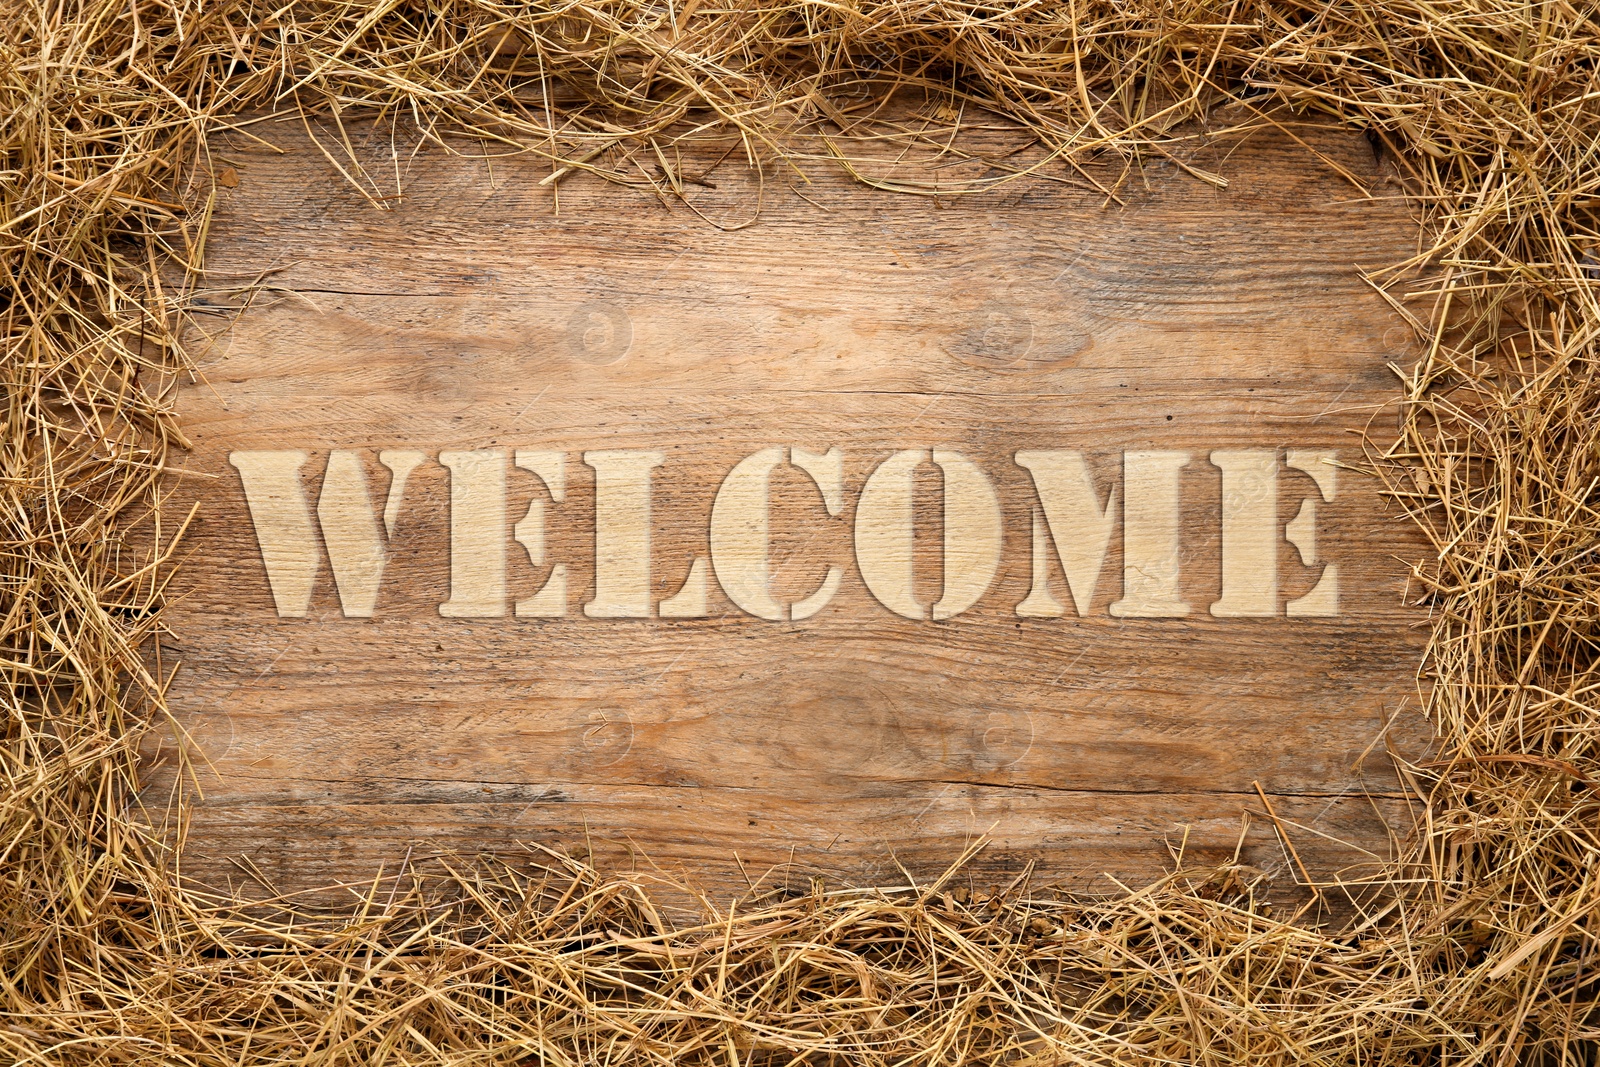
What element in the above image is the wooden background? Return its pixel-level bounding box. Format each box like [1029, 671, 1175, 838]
[151, 113, 1432, 904]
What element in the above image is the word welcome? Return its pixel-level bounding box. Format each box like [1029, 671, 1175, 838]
[230, 447, 1339, 621]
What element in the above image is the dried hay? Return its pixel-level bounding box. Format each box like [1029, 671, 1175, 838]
[4, 0, 1599, 1063]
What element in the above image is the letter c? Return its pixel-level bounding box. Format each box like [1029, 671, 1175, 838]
[710, 447, 844, 621]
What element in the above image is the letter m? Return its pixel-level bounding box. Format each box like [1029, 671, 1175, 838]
[230, 450, 421, 618]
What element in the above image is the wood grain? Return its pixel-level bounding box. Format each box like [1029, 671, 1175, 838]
[152, 115, 1433, 900]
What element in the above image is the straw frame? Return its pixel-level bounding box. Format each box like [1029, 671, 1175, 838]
[4, 1, 1598, 1062]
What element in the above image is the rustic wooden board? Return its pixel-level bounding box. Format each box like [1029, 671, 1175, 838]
[151, 115, 1432, 902]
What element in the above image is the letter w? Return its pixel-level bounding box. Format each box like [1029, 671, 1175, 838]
[230, 450, 423, 617]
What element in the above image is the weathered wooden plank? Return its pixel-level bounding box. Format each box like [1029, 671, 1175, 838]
[164, 789, 1413, 909]
[153, 114, 1431, 897]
